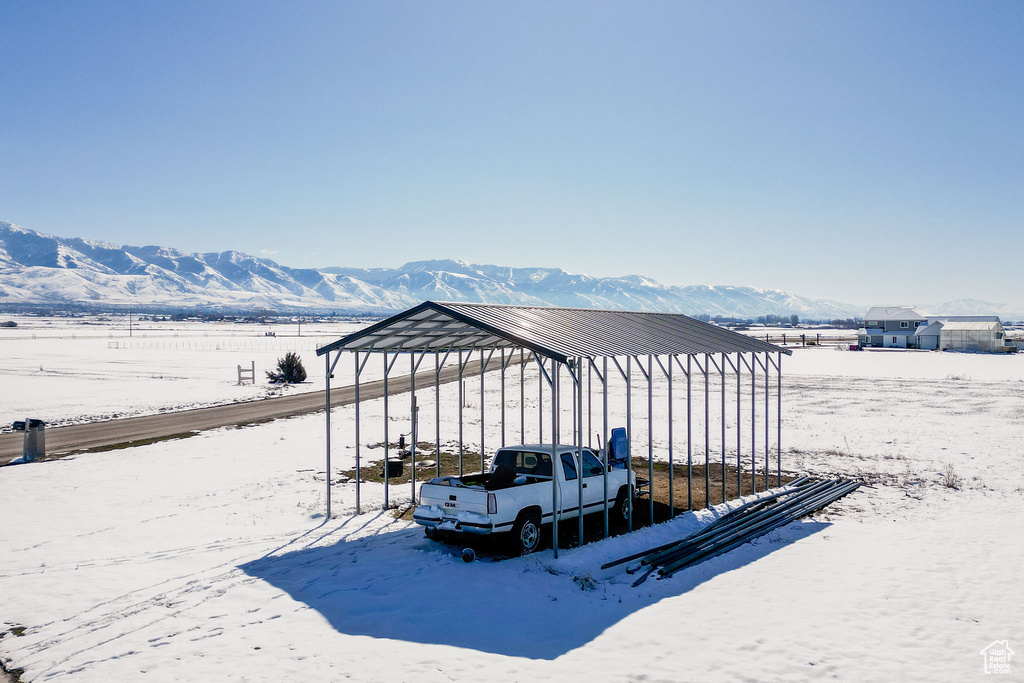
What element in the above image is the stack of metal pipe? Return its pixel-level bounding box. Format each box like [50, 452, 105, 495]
[602, 476, 860, 586]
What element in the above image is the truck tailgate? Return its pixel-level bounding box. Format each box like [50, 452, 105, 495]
[418, 483, 489, 516]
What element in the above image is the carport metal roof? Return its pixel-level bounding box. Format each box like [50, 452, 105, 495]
[316, 301, 791, 363]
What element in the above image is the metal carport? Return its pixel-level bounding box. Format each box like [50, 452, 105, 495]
[316, 301, 791, 557]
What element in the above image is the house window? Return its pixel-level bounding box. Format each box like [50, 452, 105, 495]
[892, 337, 898, 344]
[900, 321, 909, 328]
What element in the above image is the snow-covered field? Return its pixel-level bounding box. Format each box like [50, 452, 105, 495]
[2, 321, 1023, 681]
[0, 315, 368, 427]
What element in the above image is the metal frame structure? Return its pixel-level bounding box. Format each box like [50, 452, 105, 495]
[316, 301, 791, 558]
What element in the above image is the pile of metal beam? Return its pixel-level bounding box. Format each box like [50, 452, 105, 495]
[602, 477, 860, 586]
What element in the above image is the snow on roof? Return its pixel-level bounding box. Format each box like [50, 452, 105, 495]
[914, 322, 943, 336]
[929, 315, 1001, 323]
[937, 320, 1002, 331]
[864, 307, 925, 321]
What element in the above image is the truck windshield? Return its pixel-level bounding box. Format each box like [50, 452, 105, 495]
[492, 450, 553, 477]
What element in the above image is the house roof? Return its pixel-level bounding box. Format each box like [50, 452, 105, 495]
[938, 320, 1002, 331]
[315, 301, 791, 364]
[929, 315, 1001, 323]
[914, 322, 943, 336]
[864, 306, 925, 321]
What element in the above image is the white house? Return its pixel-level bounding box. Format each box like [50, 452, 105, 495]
[860, 308, 1007, 352]
[858, 307, 927, 348]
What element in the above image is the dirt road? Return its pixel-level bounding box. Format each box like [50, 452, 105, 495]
[0, 353, 530, 466]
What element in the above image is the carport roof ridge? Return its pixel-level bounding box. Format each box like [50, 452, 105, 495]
[316, 301, 791, 364]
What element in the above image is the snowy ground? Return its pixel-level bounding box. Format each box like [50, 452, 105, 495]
[0, 316, 367, 428]
[2, 325, 1023, 681]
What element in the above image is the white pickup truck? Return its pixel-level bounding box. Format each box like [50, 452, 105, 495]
[412, 443, 636, 554]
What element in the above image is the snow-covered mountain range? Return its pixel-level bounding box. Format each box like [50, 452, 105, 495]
[0, 221, 1013, 319]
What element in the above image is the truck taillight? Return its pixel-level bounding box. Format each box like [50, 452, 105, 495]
[487, 493, 497, 515]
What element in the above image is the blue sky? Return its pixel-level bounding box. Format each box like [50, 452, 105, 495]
[1, 1, 1021, 307]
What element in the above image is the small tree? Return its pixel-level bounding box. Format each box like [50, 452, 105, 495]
[267, 351, 307, 384]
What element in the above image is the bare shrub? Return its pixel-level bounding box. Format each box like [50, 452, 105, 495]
[942, 463, 961, 489]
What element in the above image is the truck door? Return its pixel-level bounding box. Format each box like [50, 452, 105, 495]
[580, 448, 609, 512]
[557, 452, 581, 518]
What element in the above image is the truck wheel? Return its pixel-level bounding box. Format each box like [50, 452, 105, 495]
[510, 513, 542, 555]
[424, 526, 437, 541]
[614, 487, 633, 524]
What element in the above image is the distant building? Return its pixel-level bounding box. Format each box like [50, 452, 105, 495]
[858, 307, 927, 349]
[858, 307, 1007, 352]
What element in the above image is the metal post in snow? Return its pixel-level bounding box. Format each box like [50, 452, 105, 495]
[435, 352, 441, 479]
[500, 348, 506, 448]
[576, 357, 584, 547]
[751, 353, 757, 494]
[765, 351, 770, 490]
[411, 352, 417, 504]
[383, 351, 390, 510]
[777, 352, 783, 487]
[736, 353, 742, 496]
[668, 355, 674, 518]
[647, 354, 654, 523]
[354, 351, 361, 514]
[480, 349, 485, 473]
[703, 353, 710, 508]
[602, 355, 609, 538]
[551, 358, 560, 558]
[325, 352, 331, 519]
[720, 352, 726, 504]
[626, 355, 633, 532]
[687, 355, 692, 512]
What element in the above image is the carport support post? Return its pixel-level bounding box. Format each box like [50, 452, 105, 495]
[626, 355, 633, 532]
[383, 351, 390, 509]
[736, 354, 742, 496]
[721, 352, 727, 504]
[551, 359, 560, 558]
[354, 351, 361, 514]
[500, 348, 506, 447]
[411, 352, 417, 504]
[325, 352, 331, 519]
[665, 355, 674, 517]
[686, 355, 692, 511]
[601, 356, 609, 538]
[538, 355, 544, 443]
[458, 351, 464, 476]
[777, 352, 783, 487]
[587, 359, 592, 448]
[749, 356, 757, 493]
[480, 349, 485, 473]
[703, 354, 710, 508]
[577, 357, 584, 546]
[435, 352, 441, 479]
[764, 352, 770, 490]
[647, 354, 654, 523]
[520, 349, 525, 442]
